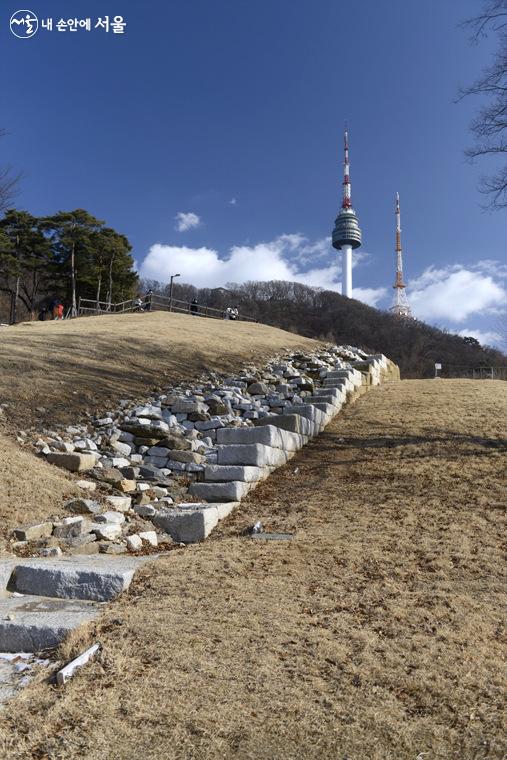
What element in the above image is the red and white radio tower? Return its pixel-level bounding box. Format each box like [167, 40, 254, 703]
[390, 192, 412, 318]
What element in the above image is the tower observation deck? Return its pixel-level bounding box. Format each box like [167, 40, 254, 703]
[332, 130, 362, 298]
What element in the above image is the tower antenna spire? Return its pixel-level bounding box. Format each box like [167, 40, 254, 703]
[332, 129, 362, 298]
[342, 129, 352, 209]
[390, 192, 412, 318]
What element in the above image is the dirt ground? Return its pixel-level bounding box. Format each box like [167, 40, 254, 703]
[0, 312, 319, 431]
[0, 379, 505, 760]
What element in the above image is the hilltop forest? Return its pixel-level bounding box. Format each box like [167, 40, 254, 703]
[141, 278, 507, 378]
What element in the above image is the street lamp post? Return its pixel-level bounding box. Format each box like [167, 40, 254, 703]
[169, 273, 180, 311]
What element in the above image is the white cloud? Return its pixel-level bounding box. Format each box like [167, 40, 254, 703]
[456, 328, 501, 347]
[408, 264, 507, 323]
[229, 198, 237, 205]
[353, 287, 388, 307]
[140, 233, 385, 306]
[174, 212, 201, 232]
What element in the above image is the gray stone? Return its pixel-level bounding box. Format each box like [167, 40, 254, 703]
[126, 534, 143, 551]
[204, 464, 268, 482]
[53, 517, 91, 539]
[216, 425, 303, 451]
[111, 441, 132, 456]
[13, 522, 53, 542]
[10, 556, 141, 601]
[92, 523, 123, 541]
[104, 496, 132, 512]
[0, 594, 101, 652]
[94, 511, 125, 525]
[133, 504, 157, 518]
[76, 480, 97, 492]
[65, 498, 102, 515]
[247, 382, 269, 395]
[216, 444, 287, 468]
[153, 503, 237, 543]
[167, 450, 203, 464]
[171, 400, 208, 414]
[146, 446, 171, 458]
[194, 419, 225, 431]
[254, 413, 315, 437]
[189, 480, 252, 502]
[139, 531, 157, 547]
[46, 452, 96, 472]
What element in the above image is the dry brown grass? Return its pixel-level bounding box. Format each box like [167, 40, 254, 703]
[0, 379, 505, 759]
[0, 432, 80, 549]
[0, 312, 319, 431]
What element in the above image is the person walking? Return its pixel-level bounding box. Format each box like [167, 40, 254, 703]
[190, 298, 198, 316]
[57, 302, 64, 320]
[145, 289, 153, 312]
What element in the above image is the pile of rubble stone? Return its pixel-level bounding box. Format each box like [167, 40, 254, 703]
[11, 345, 388, 556]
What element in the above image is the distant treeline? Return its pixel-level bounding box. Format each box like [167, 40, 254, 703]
[0, 208, 138, 321]
[140, 277, 507, 378]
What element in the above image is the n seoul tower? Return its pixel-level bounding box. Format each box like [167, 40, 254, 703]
[332, 130, 362, 298]
[390, 192, 412, 318]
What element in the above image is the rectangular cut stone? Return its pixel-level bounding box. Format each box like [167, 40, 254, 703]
[217, 443, 287, 468]
[0, 595, 100, 652]
[309, 401, 336, 418]
[325, 369, 353, 379]
[217, 425, 281, 448]
[14, 522, 53, 542]
[153, 505, 220, 543]
[306, 396, 342, 412]
[254, 414, 315, 437]
[10, 556, 141, 602]
[216, 425, 303, 452]
[204, 464, 269, 482]
[189, 480, 252, 502]
[283, 405, 326, 432]
[308, 388, 345, 404]
[323, 378, 353, 393]
[46, 452, 96, 472]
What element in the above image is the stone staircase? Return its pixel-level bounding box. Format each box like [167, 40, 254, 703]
[0, 555, 145, 653]
[0, 354, 394, 681]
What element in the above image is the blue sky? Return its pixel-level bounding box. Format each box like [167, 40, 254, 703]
[2, 0, 507, 346]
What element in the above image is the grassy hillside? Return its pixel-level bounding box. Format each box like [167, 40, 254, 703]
[145, 279, 507, 377]
[2, 379, 505, 759]
[0, 311, 320, 431]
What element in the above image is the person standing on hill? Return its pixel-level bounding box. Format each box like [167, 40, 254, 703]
[57, 303, 64, 320]
[145, 289, 153, 312]
[190, 298, 198, 316]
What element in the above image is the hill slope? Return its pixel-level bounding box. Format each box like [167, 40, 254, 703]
[145, 279, 507, 377]
[1, 379, 505, 759]
[0, 311, 321, 431]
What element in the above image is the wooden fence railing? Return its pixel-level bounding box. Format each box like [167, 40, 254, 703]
[77, 294, 257, 323]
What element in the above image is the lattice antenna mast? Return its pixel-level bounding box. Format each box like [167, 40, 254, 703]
[390, 192, 412, 318]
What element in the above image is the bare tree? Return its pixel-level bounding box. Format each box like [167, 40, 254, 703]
[0, 129, 20, 212]
[459, 1, 507, 207]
